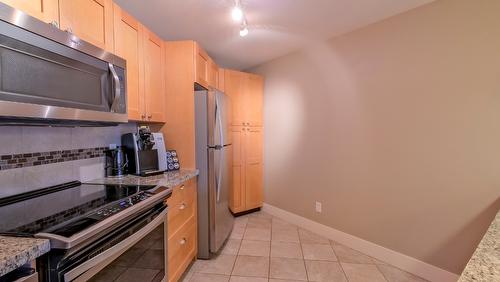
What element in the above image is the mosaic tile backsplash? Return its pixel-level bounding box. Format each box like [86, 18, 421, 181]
[0, 147, 107, 170]
[0, 123, 137, 198]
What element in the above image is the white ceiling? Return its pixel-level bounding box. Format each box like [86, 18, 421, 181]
[114, 0, 434, 70]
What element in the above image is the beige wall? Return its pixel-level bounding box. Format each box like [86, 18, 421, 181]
[250, 0, 500, 274]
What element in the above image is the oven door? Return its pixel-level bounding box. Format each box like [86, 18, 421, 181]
[58, 205, 167, 282]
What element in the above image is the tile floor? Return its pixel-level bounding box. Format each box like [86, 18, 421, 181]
[181, 211, 428, 282]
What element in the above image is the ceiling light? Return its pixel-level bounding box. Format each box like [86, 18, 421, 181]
[231, 6, 243, 22]
[239, 26, 248, 37]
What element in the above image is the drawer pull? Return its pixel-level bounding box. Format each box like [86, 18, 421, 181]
[179, 203, 186, 210]
[180, 185, 185, 190]
[179, 238, 187, 245]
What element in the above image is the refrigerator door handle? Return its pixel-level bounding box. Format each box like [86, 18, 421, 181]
[216, 148, 223, 203]
[215, 93, 224, 146]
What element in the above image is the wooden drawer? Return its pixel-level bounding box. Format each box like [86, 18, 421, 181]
[167, 179, 195, 207]
[168, 216, 196, 282]
[167, 184, 196, 237]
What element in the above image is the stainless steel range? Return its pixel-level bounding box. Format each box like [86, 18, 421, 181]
[0, 181, 171, 282]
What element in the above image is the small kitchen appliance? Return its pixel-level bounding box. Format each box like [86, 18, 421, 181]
[104, 146, 128, 177]
[122, 127, 165, 177]
[152, 132, 167, 171]
[0, 3, 127, 126]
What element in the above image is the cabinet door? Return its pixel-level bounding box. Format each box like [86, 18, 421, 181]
[113, 4, 144, 121]
[1, 0, 59, 23]
[59, 0, 114, 52]
[244, 73, 264, 127]
[244, 127, 263, 210]
[194, 44, 210, 89]
[225, 70, 245, 126]
[143, 28, 165, 123]
[230, 126, 245, 213]
[218, 68, 225, 92]
[208, 60, 218, 89]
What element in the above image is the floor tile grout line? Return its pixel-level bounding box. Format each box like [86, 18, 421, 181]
[230, 218, 246, 277]
[296, 224, 312, 282]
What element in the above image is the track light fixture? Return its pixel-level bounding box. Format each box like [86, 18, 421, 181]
[231, 0, 243, 22]
[232, 0, 249, 37]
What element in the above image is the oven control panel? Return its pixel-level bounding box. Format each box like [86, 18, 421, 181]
[93, 192, 151, 219]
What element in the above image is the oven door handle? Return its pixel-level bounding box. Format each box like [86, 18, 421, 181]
[63, 208, 167, 282]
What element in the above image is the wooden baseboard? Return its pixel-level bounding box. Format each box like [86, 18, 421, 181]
[262, 203, 459, 282]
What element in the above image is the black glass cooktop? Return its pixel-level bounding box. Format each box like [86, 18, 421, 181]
[0, 181, 156, 236]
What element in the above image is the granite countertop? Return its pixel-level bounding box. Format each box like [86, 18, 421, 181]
[0, 236, 50, 277]
[85, 169, 199, 187]
[458, 211, 499, 281]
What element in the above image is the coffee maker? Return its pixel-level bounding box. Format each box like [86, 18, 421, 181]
[122, 126, 165, 176]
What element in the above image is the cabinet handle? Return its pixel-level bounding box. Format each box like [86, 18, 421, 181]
[180, 185, 185, 190]
[147, 115, 152, 119]
[50, 20, 59, 28]
[141, 114, 146, 120]
[179, 238, 187, 245]
[179, 203, 186, 210]
[241, 122, 245, 125]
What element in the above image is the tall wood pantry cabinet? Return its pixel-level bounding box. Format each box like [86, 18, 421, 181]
[224, 69, 264, 213]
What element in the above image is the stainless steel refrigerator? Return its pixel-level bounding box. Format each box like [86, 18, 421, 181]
[195, 89, 234, 259]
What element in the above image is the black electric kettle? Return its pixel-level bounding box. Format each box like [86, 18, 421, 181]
[105, 147, 128, 177]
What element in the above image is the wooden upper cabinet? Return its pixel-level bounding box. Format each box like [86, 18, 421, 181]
[59, 0, 114, 52]
[208, 60, 219, 89]
[225, 69, 246, 126]
[143, 28, 165, 123]
[194, 43, 210, 89]
[225, 70, 263, 127]
[245, 73, 264, 126]
[113, 4, 144, 121]
[1, 0, 59, 23]
[218, 68, 225, 92]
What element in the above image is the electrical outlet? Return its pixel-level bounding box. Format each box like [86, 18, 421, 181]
[315, 201, 322, 213]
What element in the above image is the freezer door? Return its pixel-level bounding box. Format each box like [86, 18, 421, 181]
[208, 90, 232, 147]
[209, 145, 234, 253]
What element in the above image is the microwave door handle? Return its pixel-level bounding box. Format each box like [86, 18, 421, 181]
[109, 63, 121, 113]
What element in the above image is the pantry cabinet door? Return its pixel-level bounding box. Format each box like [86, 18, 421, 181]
[218, 68, 225, 92]
[208, 60, 219, 89]
[225, 70, 246, 126]
[59, 0, 114, 52]
[244, 127, 263, 210]
[243, 73, 264, 127]
[113, 4, 144, 121]
[143, 28, 166, 123]
[194, 44, 210, 89]
[230, 126, 246, 213]
[1, 0, 59, 24]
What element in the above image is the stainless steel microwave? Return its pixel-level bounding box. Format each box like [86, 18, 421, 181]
[0, 3, 127, 126]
